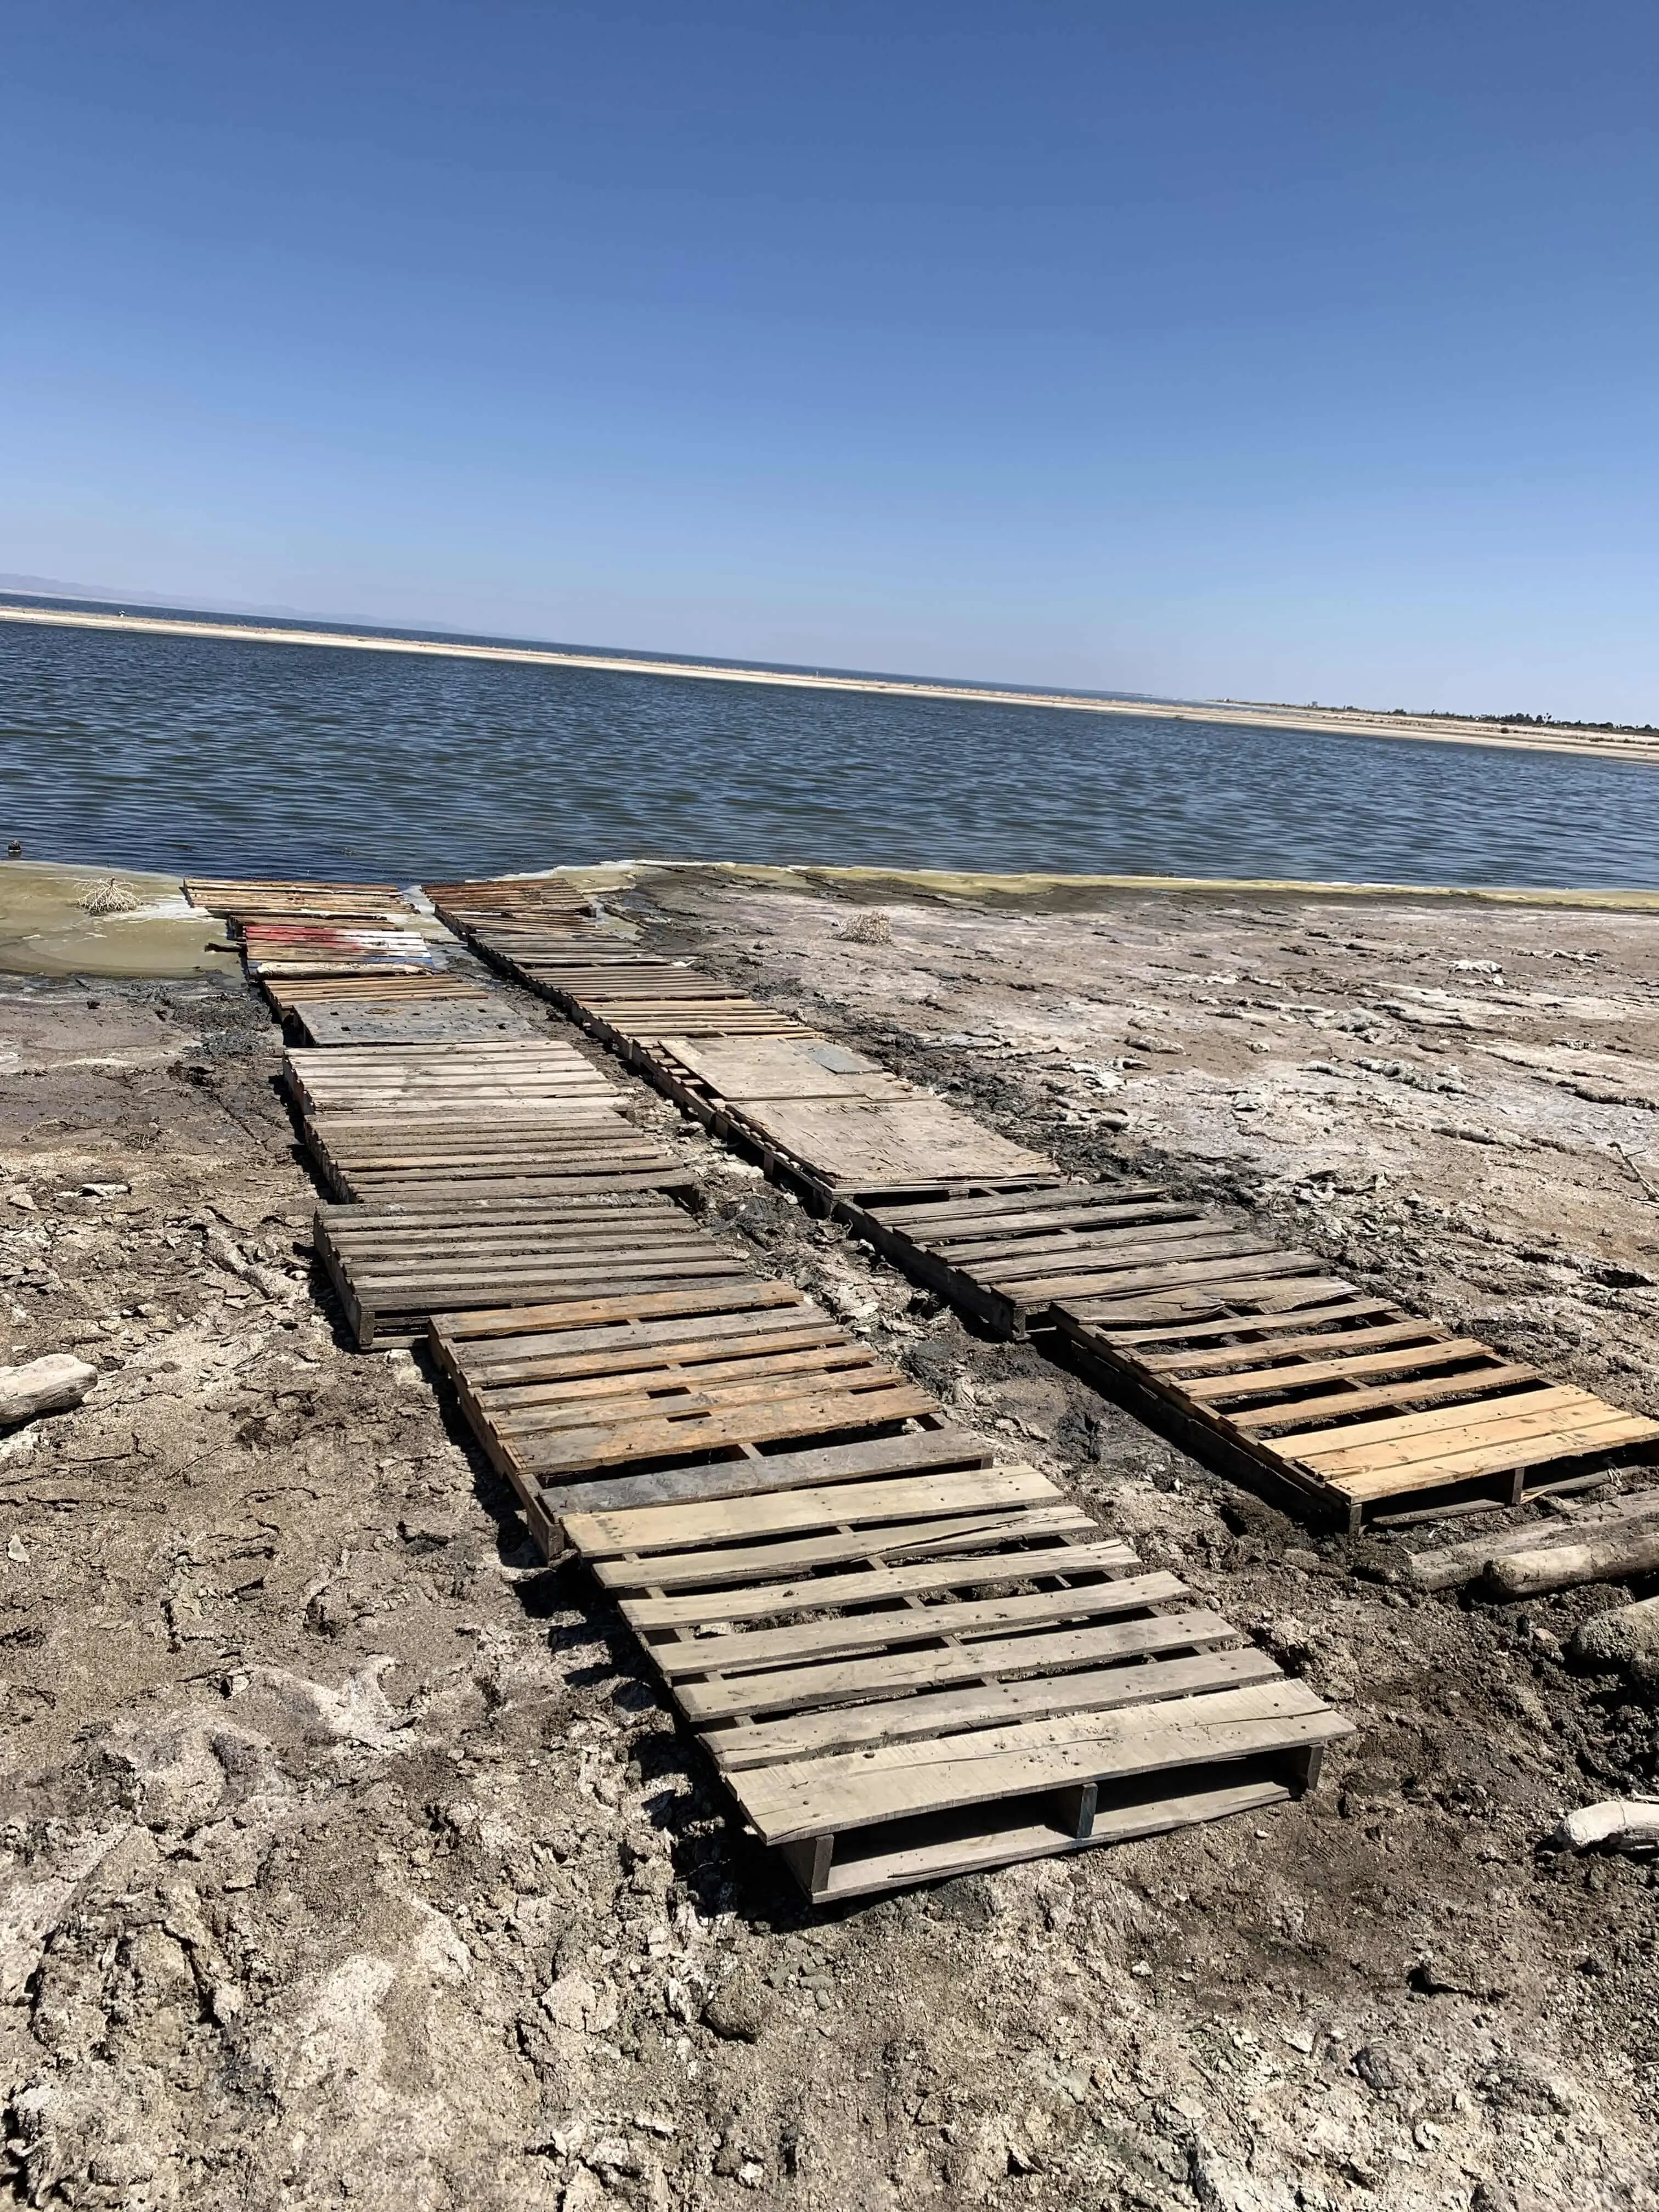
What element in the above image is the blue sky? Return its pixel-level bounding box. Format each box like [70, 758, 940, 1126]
[5, 1, 1659, 716]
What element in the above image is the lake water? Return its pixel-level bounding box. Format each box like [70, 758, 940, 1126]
[2, 598, 1653, 887]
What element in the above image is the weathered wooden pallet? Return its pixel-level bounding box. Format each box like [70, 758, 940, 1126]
[710, 1093, 1055, 1212]
[1056, 1288, 1659, 1531]
[430, 1280, 944, 1520]
[289, 997, 534, 1046]
[642, 1034, 916, 1124]
[556, 1453, 1351, 1900]
[263, 973, 492, 1017]
[301, 1103, 695, 1204]
[849, 1181, 1310, 1338]
[316, 1193, 737, 1348]
[457, 925, 651, 970]
[184, 878, 417, 922]
[425, 879, 597, 933]
[283, 1038, 618, 1119]
[241, 922, 449, 981]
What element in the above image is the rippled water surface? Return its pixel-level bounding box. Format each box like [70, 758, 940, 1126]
[2, 604, 1654, 885]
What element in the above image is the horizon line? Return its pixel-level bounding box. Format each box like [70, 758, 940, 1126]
[3, 595, 1658, 769]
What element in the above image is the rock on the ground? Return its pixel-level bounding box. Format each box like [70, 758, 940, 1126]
[0, 1353, 98, 1427]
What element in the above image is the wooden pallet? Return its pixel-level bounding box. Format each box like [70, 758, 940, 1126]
[184, 878, 417, 921]
[557, 1453, 1351, 1900]
[425, 880, 597, 931]
[1057, 1288, 1659, 1530]
[289, 997, 534, 1046]
[283, 1039, 618, 1119]
[643, 1034, 916, 1123]
[430, 1280, 943, 1518]
[316, 1194, 738, 1348]
[453, 924, 646, 969]
[263, 973, 493, 1017]
[240, 922, 448, 980]
[852, 1181, 1309, 1337]
[302, 1104, 694, 1205]
[577, 1030, 1052, 1210]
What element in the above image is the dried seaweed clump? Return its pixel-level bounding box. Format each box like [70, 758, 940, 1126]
[77, 876, 142, 916]
[836, 909, 892, 945]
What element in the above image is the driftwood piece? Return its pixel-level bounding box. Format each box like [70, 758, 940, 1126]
[1571, 1594, 1659, 1669]
[1486, 1524, 1659, 1600]
[0, 1355, 99, 1429]
[1550, 1798, 1659, 1853]
[1406, 1489, 1659, 1593]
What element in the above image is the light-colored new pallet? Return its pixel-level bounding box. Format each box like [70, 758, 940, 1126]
[1057, 1286, 1659, 1532]
[558, 1451, 1351, 1901]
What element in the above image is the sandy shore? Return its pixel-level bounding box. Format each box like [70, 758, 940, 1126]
[5, 855, 1658, 980]
[7, 600, 1658, 764]
[2, 862, 1657, 2206]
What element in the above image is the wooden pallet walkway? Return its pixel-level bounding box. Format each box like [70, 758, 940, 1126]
[422, 1278, 1351, 1898]
[179, 871, 1357, 1899]
[317, 1194, 741, 1348]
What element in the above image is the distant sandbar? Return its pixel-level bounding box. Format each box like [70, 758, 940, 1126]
[4, 601, 1656, 766]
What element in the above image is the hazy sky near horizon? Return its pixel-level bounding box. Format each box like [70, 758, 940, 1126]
[6, 1, 1659, 717]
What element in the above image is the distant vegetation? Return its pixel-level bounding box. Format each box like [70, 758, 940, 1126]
[1400, 708, 1659, 736]
[1254, 699, 1659, 737]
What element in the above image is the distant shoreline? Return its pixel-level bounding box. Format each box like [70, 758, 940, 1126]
[4, 599, 1657, 766]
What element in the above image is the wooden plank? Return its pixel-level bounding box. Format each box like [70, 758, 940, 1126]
[1285, 1384, 1592, 1466]
[542, 1427, 998, 1526]
[1058, 1273, 1362, 1328]
[963, 1230, 1291, 1288]
[487, 1342, 894, 1415]
[620, 1537, 1142, 1630]
[587, 1503, 1095, 1590]
[1331, 1409, 1659, 1501]
[1224, 1364, 1541, 1431]
[511, 1381, 941, 1473]
[708, 1647, 1283, 1769]
[673, 1605, 1245, 1723]
[1158, 1318, 1460, 1379]
[735, 1679, 1351, 1844]
[645, 1569, 1190, 1679]
[435, 1282, 805, 1343]
[811, 1777, 1293, 1901]
[458, 1320, 849, 1387]
[1097, 1296, 1400, 1350]
[561, 1455, 1037, 1556]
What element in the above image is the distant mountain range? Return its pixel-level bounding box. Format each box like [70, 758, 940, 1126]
[0, 572, 312, 619]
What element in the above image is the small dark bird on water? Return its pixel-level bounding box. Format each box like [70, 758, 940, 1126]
[6, 842, 20, 858]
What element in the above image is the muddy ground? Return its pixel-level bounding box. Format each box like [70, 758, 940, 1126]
[2, 870, 1658, 2212]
